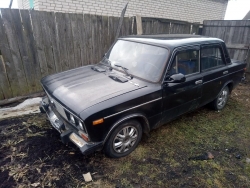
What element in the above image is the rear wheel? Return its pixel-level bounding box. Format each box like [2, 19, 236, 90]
[104, 120, 142, 158]
[211, 86, 229, 111]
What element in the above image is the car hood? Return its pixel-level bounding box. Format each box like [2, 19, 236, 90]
[41, 66, 147, 114]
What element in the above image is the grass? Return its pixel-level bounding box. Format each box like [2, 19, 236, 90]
[0, 82, 250, 187]
[101, 82, 250, 187]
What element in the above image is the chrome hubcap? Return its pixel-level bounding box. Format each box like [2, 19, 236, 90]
[217, 89, 228, 108]
[113, 126, 138, 153]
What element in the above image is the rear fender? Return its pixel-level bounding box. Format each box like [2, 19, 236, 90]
[217, 81, 233, 98]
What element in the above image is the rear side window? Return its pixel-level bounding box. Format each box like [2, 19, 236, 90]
[170, 49, 199, 76]
[201, 46, 225, 71]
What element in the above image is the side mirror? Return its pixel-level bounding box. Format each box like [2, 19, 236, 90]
[164, 73, 186, 83]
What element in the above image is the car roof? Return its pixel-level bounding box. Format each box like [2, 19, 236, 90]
[119, 34, 224, 49]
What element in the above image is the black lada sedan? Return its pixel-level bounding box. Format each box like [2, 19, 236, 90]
[40, 34, 246, 158]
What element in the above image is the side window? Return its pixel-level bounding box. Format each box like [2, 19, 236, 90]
[201, 46, 225, 71]
[170, 49, 199, 76]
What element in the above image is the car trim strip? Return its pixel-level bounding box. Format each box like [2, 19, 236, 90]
[202, 68, 244, 84]
[104, 97, 162, 119]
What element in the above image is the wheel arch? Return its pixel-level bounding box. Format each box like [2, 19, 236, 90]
[103, 113, 150, 145]
[217, 81, 233, 98]
[226, 81, 234, 93]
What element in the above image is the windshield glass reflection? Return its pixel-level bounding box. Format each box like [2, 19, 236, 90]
[101, 40, 169, 82]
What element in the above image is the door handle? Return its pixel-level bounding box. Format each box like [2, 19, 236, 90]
[195, 80, 203, 85]
[223, 71, 228, 75]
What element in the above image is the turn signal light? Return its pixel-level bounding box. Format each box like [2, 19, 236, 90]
[93, 118, 104, 125]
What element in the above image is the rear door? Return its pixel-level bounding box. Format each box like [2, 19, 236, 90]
[200, 44, 229, 106]
[161, 46, 203, 125]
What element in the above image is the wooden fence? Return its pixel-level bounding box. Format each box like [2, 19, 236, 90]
[203, 20, 250, 70]
[1, 10, 249, 102]
[0, 9, 132, 101]
[136, 17, 200, 35]
[0, 9, 200, 101]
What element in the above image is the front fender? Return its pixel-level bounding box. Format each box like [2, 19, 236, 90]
[103, 113, 150, 144]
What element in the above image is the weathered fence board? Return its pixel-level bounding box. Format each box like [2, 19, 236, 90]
[12, 9, 34, 93]
[0, 55, 12, 100]
[30, 10, 48, 77]
[101, 16, 110, 55]
[91, 15, 98, 64]
[76, 13, 86, 66]
[0, 9, 197, 101]
[1, 9, 28, 95]
[61, 13, 72, 71]
[69, 14, 81, 68]
[47, 11, 61, 73]
[20, 9, 41, 92]
[65, 13, 76, 69]
[138, 17, 200, 35]
[42, 11, 57, 74]
[0, 15, 15, 98]
[171, 22, 190, 34]
[84, 15, 91, 66]
[203, 20, 250, 70]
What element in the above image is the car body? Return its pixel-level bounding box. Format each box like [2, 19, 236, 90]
[40, 34, 247, 158]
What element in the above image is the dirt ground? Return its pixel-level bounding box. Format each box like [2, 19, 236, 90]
[0, 75, 250, 188]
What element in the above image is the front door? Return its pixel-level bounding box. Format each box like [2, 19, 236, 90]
[161, 46, 203, 125]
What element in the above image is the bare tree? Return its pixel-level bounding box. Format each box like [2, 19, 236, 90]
[9, 0, 13, 8]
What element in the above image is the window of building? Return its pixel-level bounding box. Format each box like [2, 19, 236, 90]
[29, 0, 34, 9]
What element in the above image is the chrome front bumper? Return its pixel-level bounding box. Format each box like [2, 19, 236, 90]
[40, 97, 102, 155]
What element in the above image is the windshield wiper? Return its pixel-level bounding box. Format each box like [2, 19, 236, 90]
[102, 56, 112, 71]
[114, 64, 133, 79]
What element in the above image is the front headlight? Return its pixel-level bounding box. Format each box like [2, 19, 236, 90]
[79, 121, 84, 130]
[70, 114, 75, 124]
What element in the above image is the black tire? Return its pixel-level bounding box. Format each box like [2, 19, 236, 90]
[104, 120, 142, 158]
[211, 86, 229, 111]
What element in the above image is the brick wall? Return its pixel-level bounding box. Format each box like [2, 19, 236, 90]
[17, 0, 228, 23]
[17, 0, 30, 9]
[34, 0, 39, 9]
[17, 0, 39, 9]
[17, 0, 23, 8]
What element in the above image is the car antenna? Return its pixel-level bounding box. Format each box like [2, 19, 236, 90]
[114, 1, 129, 42]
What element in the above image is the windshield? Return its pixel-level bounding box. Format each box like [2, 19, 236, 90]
[102, 40, 169, 82]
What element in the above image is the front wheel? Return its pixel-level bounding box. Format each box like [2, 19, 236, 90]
[211, 86, 229, 111]
[104, 120, 142, 158]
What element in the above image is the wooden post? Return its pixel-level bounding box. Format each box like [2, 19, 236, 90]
[246, 46, 250, 72]
[136, 15, 143, 35]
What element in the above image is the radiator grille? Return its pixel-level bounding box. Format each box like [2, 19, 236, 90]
[44, 88, 87, 134]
